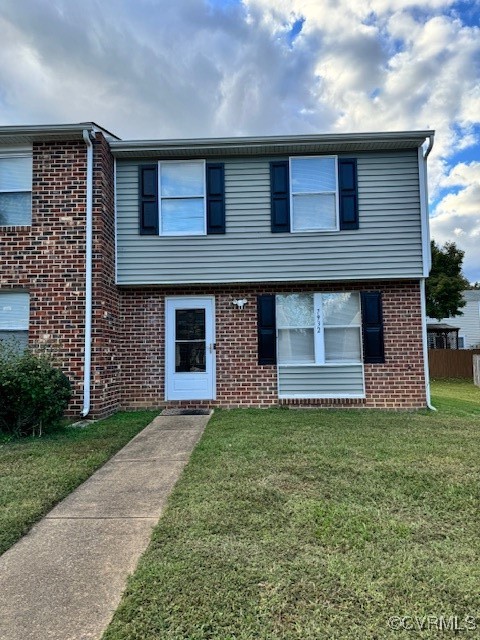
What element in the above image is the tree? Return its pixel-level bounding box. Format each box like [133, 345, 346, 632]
[426, 241, 469, 320]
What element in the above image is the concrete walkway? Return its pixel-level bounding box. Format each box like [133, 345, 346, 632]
[0, 413, 210, 640]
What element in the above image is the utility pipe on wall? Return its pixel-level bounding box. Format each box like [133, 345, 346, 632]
[82, 129, 94, 417]
[420, 133, 436, 411]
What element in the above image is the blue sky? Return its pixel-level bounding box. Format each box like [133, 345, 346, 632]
[0, 0, 479, 280]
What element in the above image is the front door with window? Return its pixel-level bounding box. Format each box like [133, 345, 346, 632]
[165, 297, 215, 400]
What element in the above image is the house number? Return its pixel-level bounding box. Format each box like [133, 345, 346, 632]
[316, 308, 322, 333]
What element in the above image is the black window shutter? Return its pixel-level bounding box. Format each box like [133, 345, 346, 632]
[361, 291, 385, 363]
[257, 295, 277, 365]
[206, 163, 225, 234]
[338, 158, 358, 230]
[270, 161, 290, 233]
[139, 165, 158, 235]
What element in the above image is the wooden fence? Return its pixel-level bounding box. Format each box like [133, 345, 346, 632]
[428, 349, 480, 379]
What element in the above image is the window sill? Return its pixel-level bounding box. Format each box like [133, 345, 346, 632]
[278, 362, 363, 367]
[278, 394, 366, 400]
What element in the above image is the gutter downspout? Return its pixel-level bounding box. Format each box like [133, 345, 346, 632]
[82, 129, 94, 417]
[421, 132, 436, 411]
[420, 279, 436, 411]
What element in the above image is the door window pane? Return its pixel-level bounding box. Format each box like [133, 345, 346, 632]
[175, 309, 205, 340]
[175, 308, 206, 372]
[175, 342, 206, 372]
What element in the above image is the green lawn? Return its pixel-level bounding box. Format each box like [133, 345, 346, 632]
[0, 411, 158, 555]
[104, 382, 480, 640]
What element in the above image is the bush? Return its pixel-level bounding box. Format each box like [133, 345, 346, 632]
[0, 342, 71, 437]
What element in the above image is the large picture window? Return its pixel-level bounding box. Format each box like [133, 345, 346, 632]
[290, 156, 338, 232]
[159, 160, 206, 235]
[276, 292, 362, 365]
[0, 154, 32, 226]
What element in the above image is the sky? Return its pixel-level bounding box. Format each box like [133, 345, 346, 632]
[1, 0, 479, 281]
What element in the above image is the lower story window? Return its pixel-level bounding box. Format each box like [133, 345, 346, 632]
[276, 292, 362, 364]
[0, 291, 29, 352]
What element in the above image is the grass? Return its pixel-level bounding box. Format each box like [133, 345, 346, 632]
[431, 378, 480, 415]
[0, 411, 158, 555]
[103, 382, 480, 640]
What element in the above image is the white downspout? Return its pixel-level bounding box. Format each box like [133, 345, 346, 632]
[420, 277, 436, 412]
[420, 133, 436, 410]
[82, 129, 94, 417]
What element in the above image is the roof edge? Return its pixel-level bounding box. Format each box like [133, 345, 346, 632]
[110, 130, 434, 152]
[0, 122, 121, 143]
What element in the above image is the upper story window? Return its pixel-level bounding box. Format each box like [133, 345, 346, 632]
[139, 161, 225, 236]
[290, 156, 338, 232]
[159, 161, 206, 235]
[0, 291, 30, 352]
[0, 153, 33, 226]
[270, 156, 358, 234]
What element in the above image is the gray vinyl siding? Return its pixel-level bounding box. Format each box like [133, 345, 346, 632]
[428, 292, 480, 349]
[116, 151, 422, 284]
[278, 364, 365, 398]
[460, 293, 480, 348]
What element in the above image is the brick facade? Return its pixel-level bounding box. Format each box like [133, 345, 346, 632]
[1, 133, 427, 415]
[119, 281, 426, 411]
[0, 134, 121, 417]
[1, 140, 88, 414]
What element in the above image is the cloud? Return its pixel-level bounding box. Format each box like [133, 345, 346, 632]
[431, 162, 480, 282]
[0, 0, 479, 276]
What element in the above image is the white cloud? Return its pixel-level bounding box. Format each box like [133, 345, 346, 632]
[0, 0, 479, 276]
[431, 162, 480, 282]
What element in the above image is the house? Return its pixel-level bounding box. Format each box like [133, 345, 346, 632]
[427, 290, 480, 349]
[0, 124, 434, 416]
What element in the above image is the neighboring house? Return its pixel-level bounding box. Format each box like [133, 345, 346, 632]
[0, 124, 434, 415]
[427, 290, 480, 349]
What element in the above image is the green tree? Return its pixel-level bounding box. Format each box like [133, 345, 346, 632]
[426, 241, 469, 320]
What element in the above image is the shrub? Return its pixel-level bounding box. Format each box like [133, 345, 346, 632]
[0, 342, 71, 437]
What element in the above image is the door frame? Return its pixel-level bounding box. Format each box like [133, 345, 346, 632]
[164, 296, 216, 401]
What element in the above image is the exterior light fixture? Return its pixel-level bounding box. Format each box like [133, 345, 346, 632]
[232, 298, 248, 309]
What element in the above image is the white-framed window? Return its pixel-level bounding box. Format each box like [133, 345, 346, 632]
[0, 152, 33, 226]
[458, 335, 466, 349]
[159, 160, 206, 235]
[290, 156, 339, 232]
[0, 291, 30, 351]
[276, 292, 362, 365]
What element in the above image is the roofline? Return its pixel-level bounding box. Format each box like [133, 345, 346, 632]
[110, 130, 435, 154]
[0, 122, 121, 142]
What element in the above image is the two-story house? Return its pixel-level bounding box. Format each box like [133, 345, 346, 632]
[0, 124, 434, 416]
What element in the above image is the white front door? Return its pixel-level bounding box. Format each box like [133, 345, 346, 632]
[165, 297, 215, 400]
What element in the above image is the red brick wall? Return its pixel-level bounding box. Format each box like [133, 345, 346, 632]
[0, 135, 121, 417]
[119, 281, 426, 410]
[1, 141, 88, 414]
